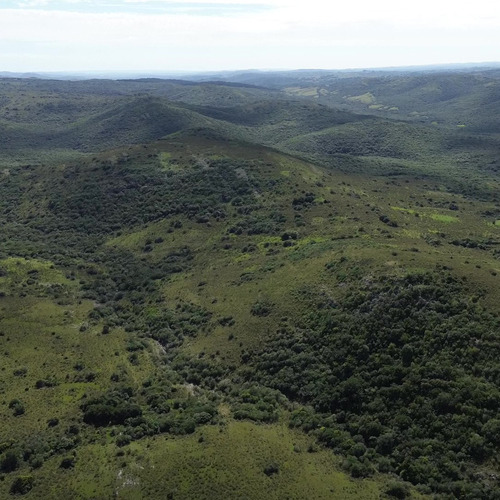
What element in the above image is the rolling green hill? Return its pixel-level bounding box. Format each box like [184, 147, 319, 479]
[1, 73, 500, 499]
[2, 75, 499, 202]
[201, 69, 500, 133]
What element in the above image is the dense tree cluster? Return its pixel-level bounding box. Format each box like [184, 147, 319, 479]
[245, 271, 500, 497]
[80, 382, 218, 439]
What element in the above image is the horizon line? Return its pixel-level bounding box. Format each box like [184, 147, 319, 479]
[1, 61, 500, 78]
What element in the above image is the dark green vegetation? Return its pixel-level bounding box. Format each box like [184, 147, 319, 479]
[253, 273, 500, 495]
[1, 70, 500, 498]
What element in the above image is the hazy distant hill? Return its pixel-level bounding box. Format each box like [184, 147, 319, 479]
[0, 78, 271, 155]
[0, 78, 366, 155]
[187, 68, 500, 133]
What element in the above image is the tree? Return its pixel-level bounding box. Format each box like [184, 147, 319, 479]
[0, 451, 19, 472]
[10, 476, 33, 495]
[401, 344, 413, 367]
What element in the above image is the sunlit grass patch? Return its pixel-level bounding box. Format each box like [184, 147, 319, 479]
[256, 236, 282, 252]
[287, 237, 333, 261]
[430, 213, 459, 223]
[311, 216, 325, 226]
[347, 92, 376, 105]
[402, 229, 422, 239]
[133, 421, 384, 500]
[0, 257, 65, 280]
[284, 86, 319, 97]
[391, 206, 416, 214]
[234, 253, 252, 263]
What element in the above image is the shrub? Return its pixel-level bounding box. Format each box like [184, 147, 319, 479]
[81, 389, 142, 426]
[250, 299, 273, 317]
[263, 463, 279, 476]
[59, 457, 75, 469]
[482, 419, 500, 445]
[10, 476, 34, 495]
[115, 434, 131, 447]
[9, 401, 25, 417]
[1, 451, 19, 472]
[47, 418, 59, 428]
[385, 480, 410, 499]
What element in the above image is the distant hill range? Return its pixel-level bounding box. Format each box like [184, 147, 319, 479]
[2, 61, 500, 81]
[1, 68, 499, 172]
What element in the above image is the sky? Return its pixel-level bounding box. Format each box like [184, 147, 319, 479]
[0, 0, 499, 72]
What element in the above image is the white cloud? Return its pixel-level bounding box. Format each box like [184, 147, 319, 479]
[0, 0, 498, 71]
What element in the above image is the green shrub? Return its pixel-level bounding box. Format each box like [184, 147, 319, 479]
[250, 299, 273, 317]
[81, 388, 142, 426]
[59, 457, 75, 469]
[385, 480, 410, 499]
[263, 463, 279, 476]
[10, 476, 33, 495]
[0, 451, 19, 473]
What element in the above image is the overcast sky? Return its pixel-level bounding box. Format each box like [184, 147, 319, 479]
[0, 0, 499, 72]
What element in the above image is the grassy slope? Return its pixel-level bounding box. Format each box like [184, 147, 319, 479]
[28, 422, 388, 500]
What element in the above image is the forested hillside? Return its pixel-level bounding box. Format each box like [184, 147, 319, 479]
[1, 71, 500, 499]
